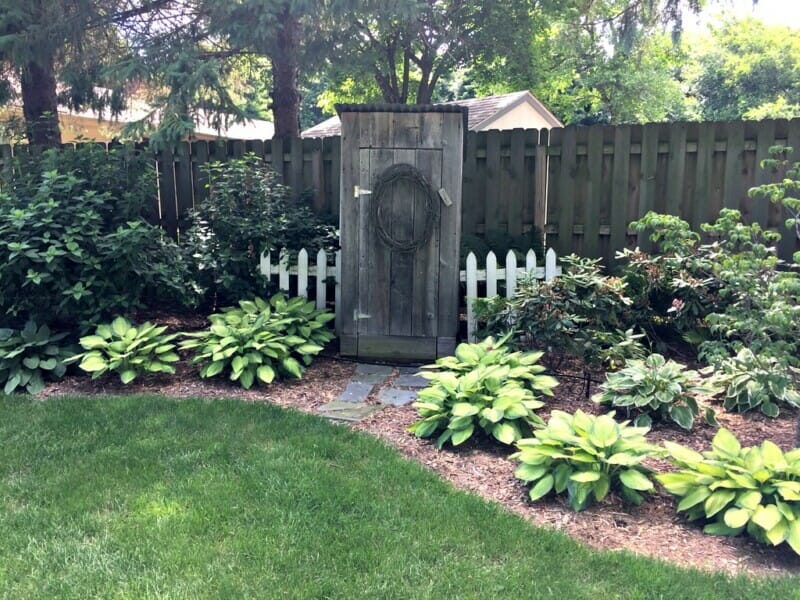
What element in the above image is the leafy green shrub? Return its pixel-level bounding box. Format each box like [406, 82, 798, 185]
[72, 317, 180, 384]
[658, 429, 800, 555]
[593, 353, 714, 430]
[180, 294, 334, 388]
[511, 410, 659, 511]
[709, 349, 800, 418]
[474, 256, 644, 370]
[0, 163, 191, 331]
[183, 154, 337, 308]
[408, 336, 558, 448]
[748, 145, 800, 262]
[0, 321, 72, 394]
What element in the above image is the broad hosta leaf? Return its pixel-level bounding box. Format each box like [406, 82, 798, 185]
[79, 355, 108, 372]
[619, 469, 653, 491]
[751, 504, 783, 532]
[723, 507, 751, 529]
[451, 424, 475, 446]
[528, 474, 554, 502]
[711, 428, 741, 458]
[704, 490, 736, 518]
[256, 365, 275, 384]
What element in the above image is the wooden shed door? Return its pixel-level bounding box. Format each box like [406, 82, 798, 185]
[355, 147, 443, 360]
[338, 107, 464, 362]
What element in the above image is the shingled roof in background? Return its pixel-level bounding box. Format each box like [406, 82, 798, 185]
[301, 90, 561, 138]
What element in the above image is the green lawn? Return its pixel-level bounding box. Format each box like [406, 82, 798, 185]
[0, 395, 797, 599]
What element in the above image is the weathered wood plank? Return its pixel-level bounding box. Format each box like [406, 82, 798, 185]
[584, 125, 603, 258]
[751, 119, 776, 227]
[337, 112, 360, 352]
[156, 147, 178, 238]
[437, 112, 464, 350]
[556, 127, 577, 256]
[723, 120, 745, 211]
[508, 128, 526, 236]
[665, 121, 687, 216]
[413, 147, 442, 338]
[484, 129, 502, 234]
[174, 141, 194, 235]
[637, 123, 660, 249]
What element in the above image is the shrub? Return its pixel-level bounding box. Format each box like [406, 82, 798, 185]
[408, 336, 558, 448]
[0, 164, 191, 331]
[511, 410, 660, 511]
[474, 255, 644, 370]
[658, 429, 800, 555]
[593, 353, 715, 430]
[73, 317, 180, 384]
[180, 294, 334, 388]
[182, 154, 337, 308]
[709, 349, 800, 418]
[0, 321, 73, 394]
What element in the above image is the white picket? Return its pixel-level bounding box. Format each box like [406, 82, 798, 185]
[486, 251, 497, 298]
[260, 246, 560, 345]
[545, 248, 557, 281]
[315, 249, 327, 310]
[297, 248, 309, 298]
[505, 251, 517, 298]
[466, 252, 478, 343]
[334, 250, 342, 334]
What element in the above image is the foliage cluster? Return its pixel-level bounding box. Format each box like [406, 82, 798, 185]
[0, 321, 72, 394]
[409, 336, 557, 448]
[73, 317, 180, 384]
[474, 256, 646, 371]
[180, 294, 334, 389]
[593, 354, 714, 430]
[512, 410, 659, 511]
[659, 429, 800, 555]
[0, 145, 191, 331]
[183, 154, 337, 308]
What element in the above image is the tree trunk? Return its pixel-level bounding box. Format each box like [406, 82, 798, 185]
[20, 57, 62, 148]
[270, 7, 301, 138]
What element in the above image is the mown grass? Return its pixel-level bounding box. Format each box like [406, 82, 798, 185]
[0, 394, 798, 599]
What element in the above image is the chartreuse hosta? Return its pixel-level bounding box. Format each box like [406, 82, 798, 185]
[180, 294, 334, 389]
[658, 428, 800, 555]
[408, 335, 558, 448]
[511, 410, 660, 512]
[72, 317, 179, 383]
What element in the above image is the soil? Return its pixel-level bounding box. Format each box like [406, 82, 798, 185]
[40, 333, 800, 578]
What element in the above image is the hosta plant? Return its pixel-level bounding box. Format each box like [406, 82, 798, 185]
[180, 294, 334, 388]
[73, 317, 179, 383]
[511, 410, 660, 511]
[710, 349, 800, 418]
[593, 353, 716, 430]
[408, 336, 558, 448]
[658, 428, 800, 555]
[0, 321, 72, 394]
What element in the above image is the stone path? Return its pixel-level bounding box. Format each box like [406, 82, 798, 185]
[318, 362, 428, 422]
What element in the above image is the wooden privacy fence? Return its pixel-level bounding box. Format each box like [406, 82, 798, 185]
[260, 247, 561, 343]
[2, 118, 799, 261]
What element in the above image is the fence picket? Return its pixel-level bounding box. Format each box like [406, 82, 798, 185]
[526, 249, 537, 273]
[279, 250, 290, 291]
[466, 252, 478, 342]
[334, 250, 342, 334]
[486, 251, 497, 298]
[316, 249, 328, 310]
[297, 248, 309, 298]
[505, 251, 517, 298]
[545, 248, 557, 281]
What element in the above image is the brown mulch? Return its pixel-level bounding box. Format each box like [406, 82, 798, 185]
[39, 335, 800, 578]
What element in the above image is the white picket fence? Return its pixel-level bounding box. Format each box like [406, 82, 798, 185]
[260, 247, 560, 342]
[462, 248, 560, 342]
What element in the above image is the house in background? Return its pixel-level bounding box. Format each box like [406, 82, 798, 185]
[0, 100, 274, 143]
[301, 90, 562, 138]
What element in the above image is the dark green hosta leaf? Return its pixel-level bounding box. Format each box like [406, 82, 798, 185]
[668, 405, 694, 430]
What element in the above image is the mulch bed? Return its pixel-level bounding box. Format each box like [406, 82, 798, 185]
[39, 335, 800, 578]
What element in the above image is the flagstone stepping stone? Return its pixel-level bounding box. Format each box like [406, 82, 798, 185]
[394, 373, 428, 388]
[337, 382, 375, 403]
[318, 401, 383, 422]
[354, 363, 394, 376]
[377, 388, 417, 407]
